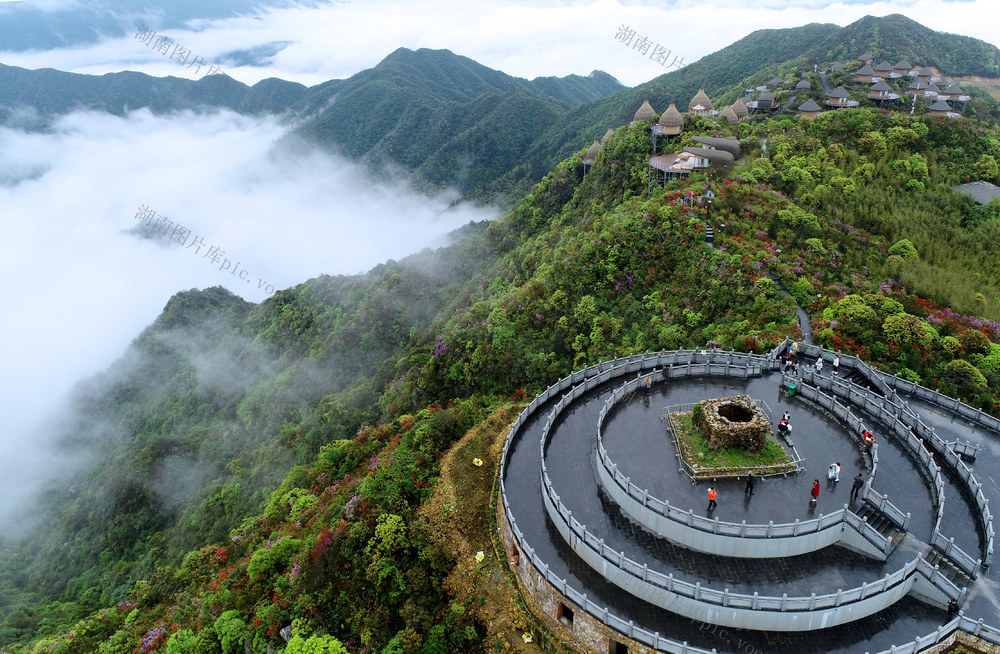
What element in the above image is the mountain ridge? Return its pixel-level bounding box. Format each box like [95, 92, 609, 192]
[4, 15, 1000, 206]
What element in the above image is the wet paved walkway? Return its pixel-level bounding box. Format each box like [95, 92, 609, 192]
[891, 391, 1000, 624]
[503, 362, 1000, 652]
[548, 374, 943, 592]
[548, 379, 894, 595]
[601, 376, 931, 529]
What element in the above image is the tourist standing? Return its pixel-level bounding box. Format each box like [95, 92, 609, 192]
[810, 479, 820, 504]
[815, 357, 823, 373]
[833, 353, 840, 376]
[707, 487, 718, 511]
[850, 473, 864, 502]
[862, 430, 875, 457]
[643, 375, 652, 396]
[834, 462, 841, 482]
[745, 472, 755, 497]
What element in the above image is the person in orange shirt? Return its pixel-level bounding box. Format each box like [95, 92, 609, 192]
[707, 487, 718, 511]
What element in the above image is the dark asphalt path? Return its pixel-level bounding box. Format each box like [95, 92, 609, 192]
[504, 371, 953, 653]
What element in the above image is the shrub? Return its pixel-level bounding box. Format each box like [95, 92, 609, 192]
[804, 238, 826, 255]
[959, 329, 991, 356]
[943, 359, 988, 398]
[888, 239, 918, 260]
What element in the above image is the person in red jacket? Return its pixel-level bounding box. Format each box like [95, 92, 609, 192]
[707, 487, 718, 511]
[810, 479, 821, 504]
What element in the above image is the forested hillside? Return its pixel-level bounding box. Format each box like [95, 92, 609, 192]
[4, 94, 1000, 653]
[810, 14, 1000, 77]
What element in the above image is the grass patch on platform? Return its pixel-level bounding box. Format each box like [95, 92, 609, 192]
[670, 413, 794, 474]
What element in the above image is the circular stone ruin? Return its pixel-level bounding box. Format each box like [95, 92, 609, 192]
[694, 394, 770, 450]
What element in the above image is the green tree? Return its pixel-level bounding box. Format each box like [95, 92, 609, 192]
[959, 329, 992, 356]
[883, 313, 933, 350]
[974, 154, 999, 181]
[573, 295, 597, 326]
[166, 629, 221, 654]
[213, 611, 250, 654]
[888, 239, 918, 259]
[943, 359, 988, 398]
[286, 634, 350, 654]
[804, 238, 826, 255]
[859, 131, 887, 157]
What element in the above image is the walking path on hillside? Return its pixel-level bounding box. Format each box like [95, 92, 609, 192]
[767, 272, 814, 344]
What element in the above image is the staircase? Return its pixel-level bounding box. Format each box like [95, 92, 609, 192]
[855, 502, 905, 553]
[925, 548, 973, 587]
[836, 367, 884, 395]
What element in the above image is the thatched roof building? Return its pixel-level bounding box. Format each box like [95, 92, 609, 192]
[869, 78, 898, 100]
[632, 100, 655, 123]
[720, 105, 739, 125]
[826, 86, 859, 108]
[797, 99, 823, 117]
[653, 103, 684, 136]
[683, 146, 735, 168]
[928, 99, 958, 117]
[756, 91, 776, 111]
[688, 88, 713, 116]
[853, 64, 876, 82]
[732, 97, 749, 120]
[582, 140, 602, 164]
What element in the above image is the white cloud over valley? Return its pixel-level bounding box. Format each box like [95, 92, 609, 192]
[0, 108, 495, 524]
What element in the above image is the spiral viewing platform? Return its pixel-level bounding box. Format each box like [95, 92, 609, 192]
[499, 346, 1000, 654]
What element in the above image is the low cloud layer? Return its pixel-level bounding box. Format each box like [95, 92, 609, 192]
[1, 0, 999, 87]
[0, 107, 496, 525]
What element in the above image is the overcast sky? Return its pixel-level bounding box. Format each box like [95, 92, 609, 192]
[1, 0, 999, 87]
[0, 0, 998, 521]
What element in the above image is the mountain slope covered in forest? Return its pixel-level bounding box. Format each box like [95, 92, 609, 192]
[4, 99, 1000, 653]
